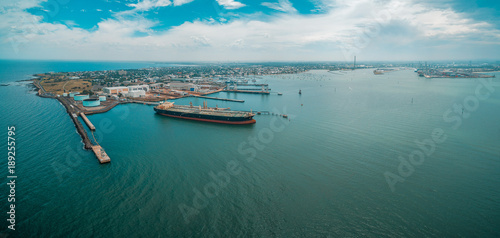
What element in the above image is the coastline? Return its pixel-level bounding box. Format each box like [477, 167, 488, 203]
[32, 79, 120, 151]
[57, 97, 93, 149]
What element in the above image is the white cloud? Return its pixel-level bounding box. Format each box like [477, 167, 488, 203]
[173, 0, 195, 6]
[230, 39, 245, 48]
[1, 0, 500, 61]
[190, 35, 211, 46]
[261, 0, 297, 13]
[62, 20, 78, 27]
[215, 0, 246, 10]
[0, 0, 42, 10]
[121, 0, 193, 14]
[127, 0, 172, 11]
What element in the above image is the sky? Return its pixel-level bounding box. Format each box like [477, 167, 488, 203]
[0, 0, 499, 62]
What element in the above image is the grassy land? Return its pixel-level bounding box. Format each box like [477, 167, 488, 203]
[40, 78, 92, 95]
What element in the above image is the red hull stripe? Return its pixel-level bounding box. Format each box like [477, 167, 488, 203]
[157, 113, 256, 125]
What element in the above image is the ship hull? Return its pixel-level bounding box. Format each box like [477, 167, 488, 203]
[154, 108, 256, 125]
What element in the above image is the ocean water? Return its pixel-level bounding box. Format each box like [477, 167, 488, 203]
[1, 60, 499, 237]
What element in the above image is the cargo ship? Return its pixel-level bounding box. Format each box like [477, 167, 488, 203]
[154, 101, 256, 125]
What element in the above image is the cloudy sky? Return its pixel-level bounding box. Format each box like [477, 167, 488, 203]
[0, 0, 499, 61]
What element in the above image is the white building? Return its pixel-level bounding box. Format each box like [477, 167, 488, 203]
[128, 85, 150, 92]
[127, 90, 146, 98]
[171, 90, 188, 96]
[169, 82, 196, 91]
[149, 83, 164, 90]
[103, 86, 129, 95]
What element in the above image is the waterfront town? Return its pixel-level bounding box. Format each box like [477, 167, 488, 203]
[30, 61, 498, 163]
[33, 62, 363, 107]
[34, 61, 499, 100]
[32, 61, 499, 117]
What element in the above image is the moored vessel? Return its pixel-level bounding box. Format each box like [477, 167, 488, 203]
[154, 101, 256, 125]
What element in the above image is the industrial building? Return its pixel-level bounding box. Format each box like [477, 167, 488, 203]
[149, 83, 164, 90]
[126, 90, 146, 98]
[128, 85, 150, 92]
[171, 90, 188, 96]
[169, 82, 197, 91]
[103, 87, 128, 95]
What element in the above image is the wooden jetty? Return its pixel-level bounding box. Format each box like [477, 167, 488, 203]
[224, 90, 270, 95]
[232, 83, 269, 86]
[80, 112, 95, 130]
[57, 97, 93, 149]
[233, 88, 272, 91]
[129, 100, 161, 105]
[41, 83, 112, 164]
[91, 145, 110, 164]
[192, 95, 244, 102]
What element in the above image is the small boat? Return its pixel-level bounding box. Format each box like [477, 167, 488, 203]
[299, 89, 302, 95]
[277, 93, 283, 96]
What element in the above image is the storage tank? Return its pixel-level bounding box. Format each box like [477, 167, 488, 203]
[99, 96, 106, 101]
[82, 98, 100, 107]
[69, 92, 79, 97]
[74, 94, 89, 101]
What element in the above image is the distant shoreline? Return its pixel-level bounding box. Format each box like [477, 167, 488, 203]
[476, 71, 500, 73]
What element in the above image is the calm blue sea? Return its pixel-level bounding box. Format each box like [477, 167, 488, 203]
[0, 60, 499, 237]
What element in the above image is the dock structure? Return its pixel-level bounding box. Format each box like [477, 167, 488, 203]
[91, 145, 110, 163]
[231, 88, 272, 91]
[39, 83, 112, 164]
[224, 90, 271, 95]
[191, 95, 244, 102]
[58, 97, 93, 149]
[80, 112, 95, 130]
[129, 100, 161, 105]
[233, 83, 269, 86]
[225, 82, 270, 93]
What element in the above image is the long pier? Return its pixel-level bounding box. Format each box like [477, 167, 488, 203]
[57, 97, 93, 149]
[232, 83, 269, 86]
[233, 88, 272, 91]
[191, 95, 245, 102]
[224, 90, 270, 95]
[129, 100, 161, 105]
[36, 81, 111, 164]
[57, 97, 111, 163]
[80, 113, 95, 130]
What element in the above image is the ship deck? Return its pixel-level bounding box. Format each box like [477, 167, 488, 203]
[168, 106, 252, 117]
